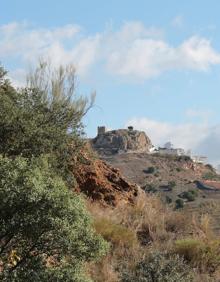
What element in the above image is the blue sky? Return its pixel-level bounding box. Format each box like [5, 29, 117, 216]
[1, 1, 220, 164]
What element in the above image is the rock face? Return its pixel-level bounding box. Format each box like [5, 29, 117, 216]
[92, 127, 152, 155]
[74, 156, 139, 206]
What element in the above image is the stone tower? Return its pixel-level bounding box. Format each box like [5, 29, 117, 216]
[97, 126, 106, 135]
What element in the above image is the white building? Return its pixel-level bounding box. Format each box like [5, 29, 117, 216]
[152, 142, 186, 156]
[192, 155, 207, 163]
[157, 147, 185, 156]
[150, 142, 207, 163]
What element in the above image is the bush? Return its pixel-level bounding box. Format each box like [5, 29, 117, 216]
[143, 166, 156, 174]
[179, 190, 198, 202]
[205, 164, 215, 172]
[177, 155, 192, 162]
[202, 172, 219, 180]
[175, 199, 184, 209]
[94, 218, 137, 247]
[121, 251, 193, 282]
[0, 156, 108, 281]
[168, 181, 176, 189]
[174, 238, 220, 272]
[143, 184, 157, 194]
[165, 196, 172, 204]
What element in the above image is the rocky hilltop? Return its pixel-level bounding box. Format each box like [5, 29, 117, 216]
[92, 126, 152, 155]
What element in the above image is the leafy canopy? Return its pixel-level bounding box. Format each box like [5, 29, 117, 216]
[0, 64, 108, 281]
[0, 62, 94, 161]
[0, 156, 108, 281]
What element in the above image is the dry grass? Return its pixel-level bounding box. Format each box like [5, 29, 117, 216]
[86, 192, 220, 281]
[174, 238, 220, 273]
[88, 256, 119, 282]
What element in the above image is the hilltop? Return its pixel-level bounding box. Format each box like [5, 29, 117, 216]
[92, 126, 152, 155]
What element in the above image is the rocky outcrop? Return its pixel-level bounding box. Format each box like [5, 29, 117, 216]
[74, 156, 139, 206]
[92, 128, 152, 155]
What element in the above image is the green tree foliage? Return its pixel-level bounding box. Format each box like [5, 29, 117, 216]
[0, 63, 94, 182]
[0, 64, 108, 281]
[0, 156, 108, 281]
[122, 252, 193, 282]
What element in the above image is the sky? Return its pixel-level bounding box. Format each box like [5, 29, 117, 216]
[1, 0, 220, 165]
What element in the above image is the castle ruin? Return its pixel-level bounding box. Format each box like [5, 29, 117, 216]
[92, 126, 153, 155]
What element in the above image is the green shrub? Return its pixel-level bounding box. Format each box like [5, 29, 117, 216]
[94, 218, 137, 247]
[180, 190, 198, 202]
[175, 199, 184, 209]
[202, 172, 219, 180]
[121, 251, 193, 282]
[165, 196, 172, 204]
[143, 184, 158, 194]
[0, 65, 107, 281]
[177, 155, 191, 162]
[144, 166, 156, 174]
[168, 181, 176, 189]
[0, 63, 94, 185]
[205, 164, 215, 172]
[174, 238, 220, 272]
[0, 156, 108, 281]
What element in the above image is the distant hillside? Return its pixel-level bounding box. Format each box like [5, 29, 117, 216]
[101, 152, 220, 234]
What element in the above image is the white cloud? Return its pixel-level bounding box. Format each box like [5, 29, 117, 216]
[0, 22, 81, 58]
[179, 36, 220, 71]
[125, 117, 220, 165]
[0, 21, 220, 84]
[126, 117, 209, 149]
[106, 35, 220, 79]
[0, 22, 97, 77]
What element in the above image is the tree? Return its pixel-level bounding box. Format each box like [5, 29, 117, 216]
[0, 156, 108, 281]
[0, 64, 108, 281]
[0, 63, 94, 184]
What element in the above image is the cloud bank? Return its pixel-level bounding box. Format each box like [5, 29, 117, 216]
[125, 116, 220, 165]
[1, 21, 220, 83]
